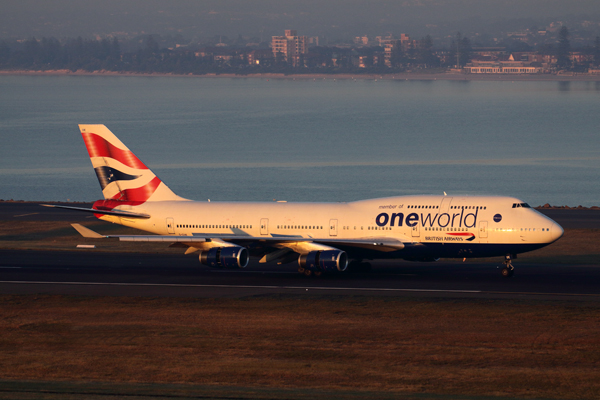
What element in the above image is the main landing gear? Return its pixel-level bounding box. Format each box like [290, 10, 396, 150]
[297, 267, 323, 277]
[501, 254, 515, 278]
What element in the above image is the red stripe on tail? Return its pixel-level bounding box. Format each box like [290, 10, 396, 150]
[111, 176, 162, 202]
[82, 132, 148, 170]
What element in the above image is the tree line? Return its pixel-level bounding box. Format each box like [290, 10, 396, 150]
[0, 35, 449, 74]
[1, 30, 599, 75]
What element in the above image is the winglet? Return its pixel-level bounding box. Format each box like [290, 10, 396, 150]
[71, 223, 105, 239]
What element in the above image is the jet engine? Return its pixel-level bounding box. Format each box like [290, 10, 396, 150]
[200, 246, 249, 268]
[298, 250, 348, 272]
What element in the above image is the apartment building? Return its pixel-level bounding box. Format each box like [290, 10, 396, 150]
[271, 30, 308, 66]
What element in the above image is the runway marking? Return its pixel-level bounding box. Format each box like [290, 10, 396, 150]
[0, 280, 598, 298]
[13, 213, 39, 217]
[0, 280, 481, 294]
[209, 270, 419, 276]
[210, 270, 296, 274]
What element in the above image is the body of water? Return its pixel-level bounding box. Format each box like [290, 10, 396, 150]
[0, 75, 598, 206]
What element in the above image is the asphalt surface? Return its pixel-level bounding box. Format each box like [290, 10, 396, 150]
[1, 250, 600, 301]
[3, 201, 94, 222]
[1, 202, 600, 301]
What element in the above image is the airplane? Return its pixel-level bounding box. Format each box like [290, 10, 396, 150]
[44, 124, 564, 278]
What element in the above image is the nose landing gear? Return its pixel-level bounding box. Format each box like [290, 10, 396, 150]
[501, 254, 515, 277]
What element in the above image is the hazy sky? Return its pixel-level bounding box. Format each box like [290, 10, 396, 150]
[2, 0, 600, 40]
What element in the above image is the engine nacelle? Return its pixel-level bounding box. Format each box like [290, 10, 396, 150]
[298, 250, 348, 272]
[200, 246, 249, 269]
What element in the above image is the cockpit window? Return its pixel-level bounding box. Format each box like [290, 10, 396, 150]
[512, 203, 531, 208]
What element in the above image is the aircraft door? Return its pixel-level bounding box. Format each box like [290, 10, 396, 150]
[166, 218, 175, 234]
[260, 218, 269, 235]
[439, 196, 453, 213]
[411, 223, 420, 238]
[329, 219, 338, 237]
[479, 221, 488, 243]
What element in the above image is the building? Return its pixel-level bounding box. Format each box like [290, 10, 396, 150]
[380, 34, 415, 67]
[465, 64, 542, 74]
[248, 49, 274, 66]
[354, 36, 369, 46]
[465, 54, 543, 74]
[271, 30, 308, 66]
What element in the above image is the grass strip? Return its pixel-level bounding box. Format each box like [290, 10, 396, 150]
[0, 295, 599, 399]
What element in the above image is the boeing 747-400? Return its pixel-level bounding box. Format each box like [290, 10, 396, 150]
[44, 124, 564, 278]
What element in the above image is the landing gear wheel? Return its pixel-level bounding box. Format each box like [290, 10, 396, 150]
[303, 269, 313, 277]
[298, 267, 306, 274]
[313, 270, 323, 278]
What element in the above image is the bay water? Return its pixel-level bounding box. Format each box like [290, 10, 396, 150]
[0, 75, 598, 206]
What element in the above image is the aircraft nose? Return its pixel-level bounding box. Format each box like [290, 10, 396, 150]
[550, 221, 564, 242]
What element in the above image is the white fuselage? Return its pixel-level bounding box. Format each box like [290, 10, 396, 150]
[99, 194, 563, 261]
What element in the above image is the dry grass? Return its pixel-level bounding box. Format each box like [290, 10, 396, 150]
[0, 295, 599, 399]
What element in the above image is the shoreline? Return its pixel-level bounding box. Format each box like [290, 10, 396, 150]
[2, 69, 600, 81]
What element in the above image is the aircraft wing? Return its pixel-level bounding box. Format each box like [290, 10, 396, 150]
[71, 223, 409, 255]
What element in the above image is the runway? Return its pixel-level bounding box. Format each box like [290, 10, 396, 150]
[1, 249, 599, 301]
[1, 202, 600, 301]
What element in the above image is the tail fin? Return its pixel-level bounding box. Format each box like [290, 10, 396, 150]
[79, 124, 187, 202]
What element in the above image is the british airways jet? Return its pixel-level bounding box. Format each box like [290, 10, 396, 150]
[45, 125, 564, 278]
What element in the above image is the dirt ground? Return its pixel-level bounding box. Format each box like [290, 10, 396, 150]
[0, 295, 599, 399]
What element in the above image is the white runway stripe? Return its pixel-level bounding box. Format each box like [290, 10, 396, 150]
[0, 280, 481, 293]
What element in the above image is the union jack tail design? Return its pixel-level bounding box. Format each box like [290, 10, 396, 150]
[79, 124, 186, 203]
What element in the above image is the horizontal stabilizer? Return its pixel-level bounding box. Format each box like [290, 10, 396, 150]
[42, 204, 150, 219]
[71, 223, 105, 239]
